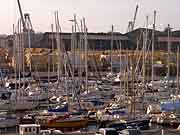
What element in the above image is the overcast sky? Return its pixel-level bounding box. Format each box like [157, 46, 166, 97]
[1, 0, 180, 34]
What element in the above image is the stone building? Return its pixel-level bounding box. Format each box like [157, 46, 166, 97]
[1, 28, 180, 72]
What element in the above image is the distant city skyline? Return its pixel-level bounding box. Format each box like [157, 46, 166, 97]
[1, 0, 180, 34]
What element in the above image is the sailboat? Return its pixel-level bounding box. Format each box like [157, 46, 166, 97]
[0, 16, 39, 111]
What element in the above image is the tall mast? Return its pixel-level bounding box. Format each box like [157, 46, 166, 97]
[111, 25, 114, 74]
[119, 41, 122, 92]
[73, 14, 77, 74]
[132, 52, 136, 119]
[80, 20, 83, 86]
[27, 22, 32, 73]
[83, 18, 88, 93]
[167, 24, 171, 86]
[126, 50, 129, 119]
[48, 49, 50, 84]
[71, 25, 74, 77]
[152, 11, 156, 83]
[18, 20, 21, 90]
[51, 24, 55, 72]
[142, 16, 148, 110]
[55, 11, 61, 84]
[13, 24, 17, 101]
[143, 16, 148, 89]
[177, 46, 179, 94]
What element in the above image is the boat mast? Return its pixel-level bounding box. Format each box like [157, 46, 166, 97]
[65, 52, 69, 104]
[79, 20, 83, 87]
[13, 24, 17, 101]
[167, 24, 171, 95]
[55, 12, 59, 83]
[48, 50, 50, 84]
[141, 16, 148, 112]
[51, 24, 55, 72]
[126, 50, 130, 119]
[143, 16, 148, 95]
[152, 11, 156, 83]
[73, 14, 77, 78]
[119, 41, 122, 93]
[83, 18, 88, 93]
[177, 46, 179, 94]
[22, 23, 25, 91]
[55, 11, 62, 85]
[26, 16, 32, 73]
[110, 25, 114, 74]
[132, 51, 136, 119]
[18, 20, 21, 90]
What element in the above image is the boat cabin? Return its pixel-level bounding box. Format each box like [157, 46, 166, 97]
[96, 128, 119, 135]
[19, 124, 40, 135]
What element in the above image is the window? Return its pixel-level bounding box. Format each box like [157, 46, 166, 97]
[37, 128, 40, 133]
[33, 128, 36, 132]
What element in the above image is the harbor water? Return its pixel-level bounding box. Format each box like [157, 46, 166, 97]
[1, 125, 180, 135]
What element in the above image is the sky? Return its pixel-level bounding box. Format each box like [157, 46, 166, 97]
[1, 0, 180, 34]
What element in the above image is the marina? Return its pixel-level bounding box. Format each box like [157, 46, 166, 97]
[0, 0, 180, 135]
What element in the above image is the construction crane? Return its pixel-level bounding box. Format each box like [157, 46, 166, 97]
[17, 0, 26, 32]
[16, 0, 34, 73]
[127, 5, 139, 32]
[17, 0, 34, 32]
[132, 5, 138, 30]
